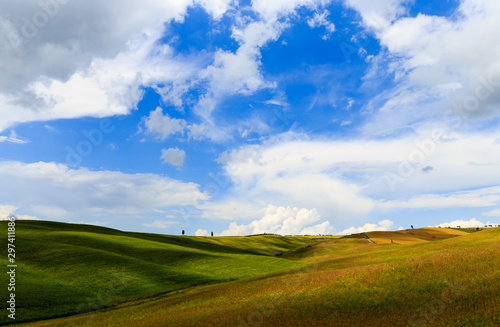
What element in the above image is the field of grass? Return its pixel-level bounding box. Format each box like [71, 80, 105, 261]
[0, 220, 327, 325]
[2, 221, 499, 326]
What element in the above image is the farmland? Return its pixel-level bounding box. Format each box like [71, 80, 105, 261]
[1, 221, 498, 326]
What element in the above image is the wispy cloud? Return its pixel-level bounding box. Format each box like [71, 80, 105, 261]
[143, 220, 180, 228]
[0, 136, 27, 144]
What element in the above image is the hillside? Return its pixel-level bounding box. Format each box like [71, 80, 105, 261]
[0, 220, 326, 325]
[2, 221, 498, 326]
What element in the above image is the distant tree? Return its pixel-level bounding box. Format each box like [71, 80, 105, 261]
[182, 230, 185, 236]
[211, 232, 213, 237]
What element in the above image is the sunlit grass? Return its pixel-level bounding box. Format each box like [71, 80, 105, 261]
[0, 220, 324, 325]
[15, 224, 498, 327]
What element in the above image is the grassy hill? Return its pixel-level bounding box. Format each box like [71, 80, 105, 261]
[2, 221, 498, 326]
[0, 220, 326, 325]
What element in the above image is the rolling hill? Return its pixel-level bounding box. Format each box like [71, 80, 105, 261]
[0, 220, 326, 325]
[1, 221, 498, 326]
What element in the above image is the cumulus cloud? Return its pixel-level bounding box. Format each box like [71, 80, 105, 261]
[0, 161, 208, 220]
[196, 0, 234, 20]
[0, 204, 39, 220]
[220, 205, 335, 236]
[0, 205, 17, 219]
[340, 219, 398, 235]
[436, 218, 498, 228]
[354, 0, 500, 135]
[160, 148, 186, 167]
[195, 229, 210, 236]
[218, 206, 402, 236]
[343, 0, 411, 31]
[0, 0, 232, 132]
[141, 107, 187, 140]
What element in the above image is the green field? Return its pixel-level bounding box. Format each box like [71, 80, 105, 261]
[0, 220, 326, 325]
[1, 221, 499, 326]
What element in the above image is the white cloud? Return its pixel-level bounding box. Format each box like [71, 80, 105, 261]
[251, 0, 331, 21]
[196, 0, 234, 20]
[190, 0, 337, 140]
[0, 0, 235, 132]
[379, 186, 500, 209]
[0, 161, 208, 220]
[436, 218, 497, 228]
[0, 205, 18, 219]
[204, 128, 500, 223]
[195, 228, 210, 236]
[0, 0, 193, 90]
[307, 10, 336, 39]
[0, 204, 39, 220]
[0, 135, 27, 144]
[221, 204, 334, 236]
[160, 148, 186, 167]
[301, 221, 337, 235]
[340, 219, 397, 235]
[353, 0, 500, 135]
[343, 0, 410, 31]
[346, 98, 355, 110]
[182, 18, 287, 140]
[143, 107, 188, 140]
[144, 220, 180, 228]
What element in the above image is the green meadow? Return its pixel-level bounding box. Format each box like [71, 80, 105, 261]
[0, 220, 324, 325]
[1, 221, 498, 326]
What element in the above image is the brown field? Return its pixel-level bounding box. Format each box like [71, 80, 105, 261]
[365, 227, 469, 244]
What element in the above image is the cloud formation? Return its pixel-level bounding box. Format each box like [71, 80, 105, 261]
[195, 229, 210, 236]
[144, 107, 188, 140]
[160, 148, 186, 167]
[202, 128, 500, 226]
[0, 0, 229, 132]
[221, 205, 335, 236]
[0, 161, 208, 220]
[358, 0, 500, 135]
[0, 204, 39, 220]
[307, 10, 336, 40]
[436, 218, 498, 228]
[143, 220, 180, 228]
[340, 220, 399, 235]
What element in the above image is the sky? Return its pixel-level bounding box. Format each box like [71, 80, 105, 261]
[1, 0, 499, 236]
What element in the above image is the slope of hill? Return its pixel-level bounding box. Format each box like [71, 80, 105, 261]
[0, 220, 326, 325]
[364, 227, 469, 244]
[18, 226, 499, 327]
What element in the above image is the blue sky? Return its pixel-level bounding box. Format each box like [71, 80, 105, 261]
[1, 0, 499, 235]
